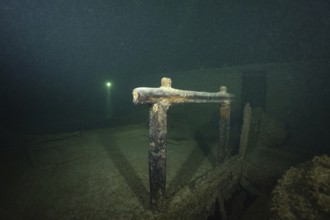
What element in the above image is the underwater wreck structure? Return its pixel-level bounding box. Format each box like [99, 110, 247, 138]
[132, 75, 330, 219]
[132, 77, 241, 213]
[1, 61, 329, 219]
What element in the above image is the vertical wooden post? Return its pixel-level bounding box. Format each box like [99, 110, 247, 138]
[148, 78, 171, 210]
[218, 86, 231, 163]
[239, 103, 251, 159]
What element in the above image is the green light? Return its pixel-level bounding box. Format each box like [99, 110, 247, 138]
[106, 82, 112, 88]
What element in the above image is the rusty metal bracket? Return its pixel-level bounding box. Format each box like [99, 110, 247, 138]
[132, 77, 234, 210]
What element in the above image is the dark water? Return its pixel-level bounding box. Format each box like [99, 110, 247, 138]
[1, 1, 330, 147]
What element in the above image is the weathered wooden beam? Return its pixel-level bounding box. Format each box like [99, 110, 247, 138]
[218, 86, 232, 163]
[133, 78, 233, 105]
[149, 102, 168, 210]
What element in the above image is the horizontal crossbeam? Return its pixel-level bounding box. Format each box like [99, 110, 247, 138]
[133, 78, 233, 105]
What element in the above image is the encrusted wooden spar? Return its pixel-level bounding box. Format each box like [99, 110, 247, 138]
[132, 77, 234, 210]
[133, 80, 233, 105]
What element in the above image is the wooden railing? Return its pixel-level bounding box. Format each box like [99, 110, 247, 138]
[132, 77, 234, 210]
